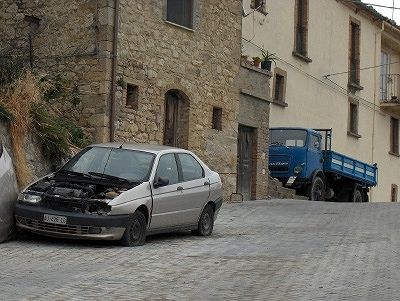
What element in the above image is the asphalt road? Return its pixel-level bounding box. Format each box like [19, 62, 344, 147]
[0, 199, 399, 301]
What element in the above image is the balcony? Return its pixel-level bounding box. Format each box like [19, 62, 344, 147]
[380, 74, 400, 115]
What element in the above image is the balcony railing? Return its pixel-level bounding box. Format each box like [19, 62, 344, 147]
[380, 74, 400, 102]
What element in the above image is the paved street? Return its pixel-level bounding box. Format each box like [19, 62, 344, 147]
[1, 199, 400, 300]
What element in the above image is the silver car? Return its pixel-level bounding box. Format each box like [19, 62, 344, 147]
[0, 140, 18, 242]
[15, 143, 223, 246]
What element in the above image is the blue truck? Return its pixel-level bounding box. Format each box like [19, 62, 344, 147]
[269, 127, 378, 202]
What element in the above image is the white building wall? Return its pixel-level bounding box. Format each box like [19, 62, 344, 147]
[242, 0, 400, 202]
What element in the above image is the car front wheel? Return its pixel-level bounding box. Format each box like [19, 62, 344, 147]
[193, 204, 214, 236]
[120, 211, 147, 247]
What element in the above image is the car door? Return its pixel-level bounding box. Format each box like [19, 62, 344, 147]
[307, 134, 323, 176]
[176, 153, 210, 225]
[150, 153, 184, 230]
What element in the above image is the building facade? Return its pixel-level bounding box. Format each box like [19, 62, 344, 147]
[242, 0, 400, 202]
[1, 0, 271, 200]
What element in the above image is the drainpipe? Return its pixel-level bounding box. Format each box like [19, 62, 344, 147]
[109, 0, 120, 142]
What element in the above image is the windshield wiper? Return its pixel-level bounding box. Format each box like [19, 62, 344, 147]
[56, 169, 93, 179]
[88, 172, 135, 184]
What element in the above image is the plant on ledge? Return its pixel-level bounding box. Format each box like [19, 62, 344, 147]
[261, 50, 278, 71]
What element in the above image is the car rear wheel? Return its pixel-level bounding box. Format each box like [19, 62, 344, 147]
[193, 204, 214, 236]
[120, 211, 146, 247]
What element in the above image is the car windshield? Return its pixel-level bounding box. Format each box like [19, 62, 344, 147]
[270, 129, 307, 147]
[60, 147, 155, 182]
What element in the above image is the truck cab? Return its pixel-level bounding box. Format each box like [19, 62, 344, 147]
[269, 127, 323, 192]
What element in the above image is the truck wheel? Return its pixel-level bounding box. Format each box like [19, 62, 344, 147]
[192, 204, 214, 236]
[120, 211, 147, 247]
[308, 176, 325, 201]
[352, 190, 363, 203]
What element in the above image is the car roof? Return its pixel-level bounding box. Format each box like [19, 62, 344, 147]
[89, 143, 183, 154]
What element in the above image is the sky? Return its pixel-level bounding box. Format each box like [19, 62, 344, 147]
[362, 0, 400, 23]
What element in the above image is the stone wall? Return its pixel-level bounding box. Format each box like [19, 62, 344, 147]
[0, 121, 51, 184]
[0, 0, 113, 142]
[114, 0, 242, 199]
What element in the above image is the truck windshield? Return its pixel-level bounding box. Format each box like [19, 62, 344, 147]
[270, 129, 307, 147]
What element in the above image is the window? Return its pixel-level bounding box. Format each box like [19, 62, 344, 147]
[166, 0, 193, 29]
[380, 51, 390, 100]
[274, 74, 285, 102]
[178, 153, 204, 181]
[391, 184, 398, 202]
[348, 100, 359, 136]
[156, 154, 179, 185]
[63, 147, 155, 182]
[294, 0, 309, 57]
[126, 84, 138, 109]
[310, 135, 320, 150]
[272, 68, 287, 105]
[390, 117, 399, 155]
[211, 107, 222, 130]
[251, 0, 265, 13]
[349, 19, 361, 87]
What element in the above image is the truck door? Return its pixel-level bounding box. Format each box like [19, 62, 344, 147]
[307, 134, 323, 176]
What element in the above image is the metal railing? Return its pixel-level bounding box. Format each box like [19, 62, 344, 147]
[380, 74, 400, 102]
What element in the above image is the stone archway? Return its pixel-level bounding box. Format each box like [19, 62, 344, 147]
[163, 90, 190, 148]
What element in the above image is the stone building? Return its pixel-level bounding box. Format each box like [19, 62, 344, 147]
[0, 0, 271, 200]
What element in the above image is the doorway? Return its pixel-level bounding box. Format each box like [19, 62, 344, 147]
[237, 125, 256, 201]
[163, 90, 189, 148]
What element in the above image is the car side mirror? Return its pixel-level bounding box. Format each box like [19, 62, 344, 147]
[153, 176, 169, 188]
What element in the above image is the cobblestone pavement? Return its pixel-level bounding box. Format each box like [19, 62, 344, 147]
[1, 199, 400, 301]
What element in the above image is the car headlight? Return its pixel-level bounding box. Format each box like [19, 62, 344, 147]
[293, 165, 303, 175]
[18, 192, 42, 204]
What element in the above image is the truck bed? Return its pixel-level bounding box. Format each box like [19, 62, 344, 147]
[323, 150, 378, 186]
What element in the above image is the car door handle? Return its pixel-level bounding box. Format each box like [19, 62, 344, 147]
[177, 186, 184, 191]
[204, 181, 210, 186]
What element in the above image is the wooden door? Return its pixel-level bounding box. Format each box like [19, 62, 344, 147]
[164, 93, 179, 146]
[237, 125, 255, 201]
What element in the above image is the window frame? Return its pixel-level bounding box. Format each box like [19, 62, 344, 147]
[155, 153, 181, 186]
[293, 0, 311, 63]
[390, 117, 399, 156]
[348, 17, 362, 90]
[211, 106, 222, 131]
[175, 153, 205, 183]
[347, 98, 360, 138]
[165, 0, 194, 30]
[272, 67, 288, 106]
[126, 83, 139, 110]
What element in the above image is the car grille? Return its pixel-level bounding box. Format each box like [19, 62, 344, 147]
[41, 196, 86, 213]
[269, 165, 289, 172]
[16, 216, 90, 235]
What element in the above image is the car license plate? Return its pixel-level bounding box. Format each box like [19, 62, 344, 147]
[43, 214, 67, 225]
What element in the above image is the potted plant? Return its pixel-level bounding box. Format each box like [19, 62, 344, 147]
[241, 54, 249, 64]
[252, 56, 262, 68]
[261, 50, 277, 71]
